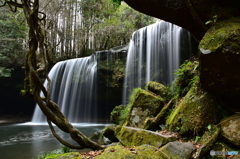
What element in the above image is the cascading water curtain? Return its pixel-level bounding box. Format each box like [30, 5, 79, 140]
[122, 21, 195, 105]
[32, 55, 98, 123]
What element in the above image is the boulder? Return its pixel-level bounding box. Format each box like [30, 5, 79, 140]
[166, 84, 218, 134]
[115, 126, 177, 148]
[220, 114, 240, 147]
[88, 130, 112, 145]
[124, 88, 165, 128]
[145, 81, 168, 99]
[199, 17, 240, 97]
[159, 141, 196, 159]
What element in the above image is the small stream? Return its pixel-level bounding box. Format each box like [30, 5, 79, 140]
[0, 123, 106, 159]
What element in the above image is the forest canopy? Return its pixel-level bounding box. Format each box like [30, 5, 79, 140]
[0, 0, 156, 77]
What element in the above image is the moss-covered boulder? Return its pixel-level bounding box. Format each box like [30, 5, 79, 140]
[124, 88, 165, 128]
[45, 152, 85, 159]
[220, 114, 240, 147]
[95, 144, 165, 159]
[115, 126, 177, 148]
[159, 141, 196, 159]
[145, 81, 168, 98]
[166, 85, 217, 134]
[199, 17, 240, 97]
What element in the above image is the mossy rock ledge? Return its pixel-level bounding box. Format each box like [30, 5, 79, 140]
[166, 85, 217, 134]
[199, 17, 240, 97]
[115, 126, 177, 148]
[220, 114, 240, 147]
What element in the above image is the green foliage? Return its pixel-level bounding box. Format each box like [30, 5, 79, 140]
[205, 15, 218, 25]
[0, 8, 27, 77]
[33, 145, 73, 159]
[110, 0, 122, 7]
[194, 136, 201, 143]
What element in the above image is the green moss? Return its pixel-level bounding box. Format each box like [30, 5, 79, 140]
[200, 17, 240, 54]
[110, 105, 125, 125]
[95, 144, 166, 159]
[145, 81, 168, 98]
[44, 152, 83, 159]
[171, 60, 199, 99]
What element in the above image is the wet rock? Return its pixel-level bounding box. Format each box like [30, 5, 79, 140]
[220, 114, 240, 147]
[159, 141, 196, 159]
[166, 84, 218, 134]
[115, 126, 177, 147]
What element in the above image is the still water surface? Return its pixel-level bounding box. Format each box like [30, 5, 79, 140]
[0, 123, 106, 159]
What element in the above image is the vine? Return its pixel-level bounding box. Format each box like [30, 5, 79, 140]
[0, 0, 104, 150]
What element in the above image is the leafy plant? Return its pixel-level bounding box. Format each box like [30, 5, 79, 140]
[205, 15, 218, 26]
[194, 136, 201, 142]
[207, 125, 212, 131]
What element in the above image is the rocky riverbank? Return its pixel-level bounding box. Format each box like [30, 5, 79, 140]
[0, 114, 31, 124]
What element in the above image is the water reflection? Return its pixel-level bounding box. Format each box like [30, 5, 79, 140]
[0, 123, 106, 159]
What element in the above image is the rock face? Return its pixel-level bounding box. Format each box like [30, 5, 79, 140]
[124, 0, 240, 40]
[199, 17, 240, 97]
[124, 88, 165, 128]
[220, 114, 240, 147]
[166, 84, 217, 134]
[115, 126, 177, 148]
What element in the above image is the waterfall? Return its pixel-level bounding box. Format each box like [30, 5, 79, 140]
[122, 21, 195, 105]
[32, 55, 98, 123]
[32, 21, 196, 123]
[31, 48, 127, 123]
